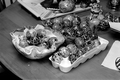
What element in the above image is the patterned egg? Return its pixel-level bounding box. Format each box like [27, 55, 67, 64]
[67, 44, 78, 54]
[52, 17, 63, 24]
[59, 0, 75, 13]
[63, 14, 75, 22]
[59, 47, 70, 58]
[90, 18, 100, 26]
[75, 37, 85, 48]
[52, 23, 62, 31]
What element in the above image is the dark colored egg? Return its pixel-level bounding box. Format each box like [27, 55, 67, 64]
[68, 54, 77, 64]
[75, 37, 85, 48]
[72, 15, 81, 25]
[67, 44, 78, 54]
[59, 0, 75, 13]
[41, 41, 51, 49]
[52, 17, 63, 24]
[80, 21, 88, 28]
[97, 20, 110, 31]
[52, 23, 62, 30]
[63, 14, 74, 22]
[45, 19, 53, 27]
[48, 37, 58, 46]
[80, 2, 88, 8]
[26, 31, 31, 38]
[59, 47, 70, 58]
[104, 12, 113, 22]
[63, 19, 73, 28]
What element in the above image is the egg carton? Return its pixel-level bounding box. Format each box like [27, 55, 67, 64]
[49, 37, 109, 72]
[17, 0, 91, 20]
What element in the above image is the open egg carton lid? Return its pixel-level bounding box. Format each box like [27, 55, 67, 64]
[17, 0, 91, 20]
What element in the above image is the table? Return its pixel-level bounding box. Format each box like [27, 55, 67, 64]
[0, 0, 120, 80]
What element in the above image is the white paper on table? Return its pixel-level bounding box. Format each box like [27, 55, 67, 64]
[109, 22, 120, 32]
[101, 40, 120, 71]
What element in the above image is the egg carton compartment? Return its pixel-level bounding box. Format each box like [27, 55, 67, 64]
[49, 37, 109, 72]
[17, 0, 91, 20]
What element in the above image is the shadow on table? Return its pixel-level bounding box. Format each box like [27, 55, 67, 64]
[0, 62, 21, 80]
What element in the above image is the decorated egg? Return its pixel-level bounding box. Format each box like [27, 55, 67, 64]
[63, 19, 73, 28]
[52, 17, 63, 24]
[80, 2, 88, 8]
[75, 37, 85, 48]
[63, 14, 75, 22]
[59, 47, 70, 58]
[90, 18, 100, 26]
[52, 23, 62, 31]
[67, 44, 78, 54]
[59, 0, 75, 13]
[72, 15, 81, 25]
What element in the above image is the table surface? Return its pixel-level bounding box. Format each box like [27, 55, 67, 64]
[1, 0, 120, 80]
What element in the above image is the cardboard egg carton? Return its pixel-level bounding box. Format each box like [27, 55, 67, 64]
[18, 0, 91, 20]
[49, 37, 109, 72]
